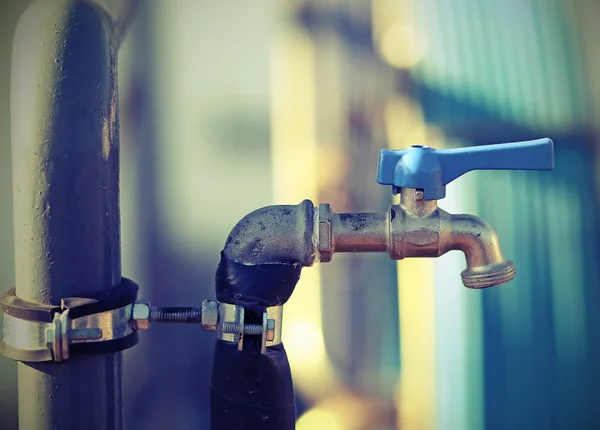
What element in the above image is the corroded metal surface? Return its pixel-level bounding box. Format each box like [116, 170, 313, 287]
[215, 200, 316, 312]
[223, 200, 316, 267]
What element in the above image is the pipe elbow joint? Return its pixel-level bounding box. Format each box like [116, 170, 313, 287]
[215, 200, 316, 312]
[443, 213, 515, 288]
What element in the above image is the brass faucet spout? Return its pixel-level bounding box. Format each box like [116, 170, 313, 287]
[441, 214, 515, 288]
[443, 214, 503, 267]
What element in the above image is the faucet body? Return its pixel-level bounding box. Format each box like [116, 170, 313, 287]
[319, 188, 515, 288]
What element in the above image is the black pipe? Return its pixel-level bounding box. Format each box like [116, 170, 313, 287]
[11, 1, 123, 428]
[211, 200, 315, 430]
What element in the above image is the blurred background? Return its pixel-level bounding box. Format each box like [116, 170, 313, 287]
[1, 0, 600, 429]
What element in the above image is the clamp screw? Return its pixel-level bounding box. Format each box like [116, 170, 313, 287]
[132, 302, 207, 330]
[131, 301, 277, 346]
[222, 320, 275, 341]
[146, 300, 218, 331]
[150, 307, 203, 323]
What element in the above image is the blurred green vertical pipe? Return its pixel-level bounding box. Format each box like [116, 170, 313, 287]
[11, 1, 123, 428]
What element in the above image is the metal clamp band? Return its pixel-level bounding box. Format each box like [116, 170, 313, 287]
[216, 303, 283, 354]
[0, 278, 140, 362]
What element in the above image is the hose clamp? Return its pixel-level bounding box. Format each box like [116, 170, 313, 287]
[216, 303, 283, 354]
[0, 278, 140, 362]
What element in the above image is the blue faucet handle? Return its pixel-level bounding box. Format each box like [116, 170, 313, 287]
[376, 138, 554, 200]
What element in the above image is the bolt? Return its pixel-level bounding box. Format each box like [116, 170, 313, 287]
[146, 300, 218, 331]
[150, 307, 203, 323]
[221, 319, 275, 341]
[131, 300, 218, 332]
[131, 301, 275, 341]
[221, 322, 262, 335]
[201, 300, 218, 331]
[132, 301, 151, 330]
[318, 203, 333, 262]
[415, 190, 425, 201]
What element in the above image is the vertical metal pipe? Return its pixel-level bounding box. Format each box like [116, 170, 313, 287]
[11, 1, 122, 428]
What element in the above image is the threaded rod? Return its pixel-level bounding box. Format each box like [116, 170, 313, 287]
[150, 307, 203, 323]
[221, 322, 263, 335]
[149, 306, 266, 335]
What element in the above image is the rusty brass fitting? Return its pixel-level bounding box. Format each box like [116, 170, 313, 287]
[317, 188, 515, 288]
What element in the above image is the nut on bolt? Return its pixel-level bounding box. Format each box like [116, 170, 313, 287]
[201, 300, 218, 331]
[132, 301, 150, 330]
[318, 203, 333, 262]
[265, 318, 275, 342]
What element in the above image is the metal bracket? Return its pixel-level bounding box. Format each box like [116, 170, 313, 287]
[0, 278, 140, 362]
[216, 303, 283, 354]
[0, 277, 285, 361]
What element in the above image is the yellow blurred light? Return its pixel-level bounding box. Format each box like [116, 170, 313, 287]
[379, 24, 427, 69]
[296, 408, 344, 430]
[396, 258, 437, 430]
[281, 269, 338, 399]
[372, 0, 427, 69]
[385, 96, 446, 149]
[284, 321, 324, 363]
[384, 97, 423, 146]
[297, 390, 389, 430]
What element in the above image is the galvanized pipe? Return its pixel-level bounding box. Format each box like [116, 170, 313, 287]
[11, 1, 123, 428]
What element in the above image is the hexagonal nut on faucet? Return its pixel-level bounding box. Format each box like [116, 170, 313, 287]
[201, 300, 219, 331]
[318, 203, 333, 263]
[132, 301, 151, 331]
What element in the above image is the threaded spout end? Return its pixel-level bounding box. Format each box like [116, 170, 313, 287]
[461, 260, 516, 289]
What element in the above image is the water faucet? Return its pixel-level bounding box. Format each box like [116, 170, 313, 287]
[319, 138, 555, 288]
[219, 138, 555, 307]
